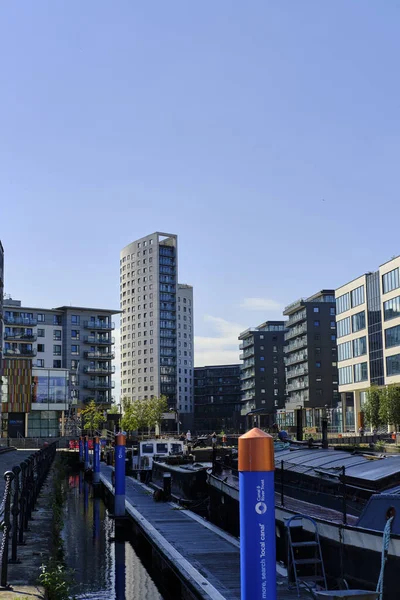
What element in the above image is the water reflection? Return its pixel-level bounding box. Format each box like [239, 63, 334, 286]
[62, 474, 164, 600]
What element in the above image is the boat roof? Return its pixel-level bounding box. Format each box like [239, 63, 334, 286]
[276, 448, 400, 486]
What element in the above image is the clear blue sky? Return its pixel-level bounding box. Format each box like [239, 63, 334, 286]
[1, 1, 400, 368]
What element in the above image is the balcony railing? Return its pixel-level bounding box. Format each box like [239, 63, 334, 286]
[84, 351, 115, 360]
[84, 321, 115, 330]
[84, 396, 113, 404]
[288, 392, 309, 404]
[241, 380, 256, 391]
[286, 310, 307, 327]
[241, 369, 255, 381]
[84, 336, 115, 345]
[4, 348, 37, 357]
[83, 381, 115, 390]
[285, 337, 307, 353]
[285, 352, 308, 367]
[286, 378, 309, 393]
[4, 316, 37, 326]
[285, 322, 307, 341]
[239, 337, 254, 350]
[4, 333, 37, 341]
[83, 366, 116, 375]
[286, 365, 308, 379]
[239, 347, 255, 360]
[241, 401, 256, 416]
[241, 358, 255, 369]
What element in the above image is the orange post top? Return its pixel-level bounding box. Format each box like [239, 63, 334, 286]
[115, 433, 126, 446]
[238, 428, 275, 472]
[94, 436, 99, 444]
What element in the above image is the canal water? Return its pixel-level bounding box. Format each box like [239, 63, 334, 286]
[62, 472, 167, 599]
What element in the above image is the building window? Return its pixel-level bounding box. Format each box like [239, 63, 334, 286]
[38, 329, 45, 337]
[53, 330, 62, 341]
[383, 296, 400, 321]
[352, 311, 366, 333]
[331, 335, 336, 341]
[71, 315, 80, 325]
[387, 354, 400, 376]
[336, 293, 350, 315]
[337, 317, 351, 338]
[353, 336, 367, 357]
[71, 330, 80, 340]
[385, 324, 400, 349]
[36, 359, 44, 367]
[351, 285, 365, 308]
[53, 345, 61, 355]
[260, 345, 264, 351]
[53, 360, 61, 368]
[71, 345, 79, 355]
[260, 367, 265, 372]
[260, 356, 265, 361]
[354, 362, 368, 383]
[260, 335, 264, 340]
[71, 360, 79, 370]
[37, 344, 45, 353]
[330, 307, 335, 316]
[338, 365, 353, 385]
[316, 361, 321, 368]
[274, 389, 278, 396]
[261, 388, 266, 394]
[37, 313, 45, 322]
[338, 341, 352, 362]
[383, 268, 400, 294]
[314, 320, 320, 327]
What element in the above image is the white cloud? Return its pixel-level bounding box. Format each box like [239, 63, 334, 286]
[240, 297, 282, 312]
[194, 315, 244, 367]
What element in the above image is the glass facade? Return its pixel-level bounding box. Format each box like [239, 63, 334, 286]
[28, 411, 60, 437]
[383, 295, 400, 321]
[366, 272, 384, 386]
[382, 268, 400, 294]
[32, 369, 69, 405]
[354, 362, 368, 383]
[337, 317, 351, 338]
[339, 365, 353, 385]
[336, 293, 350, 315]
[353, 336, 367, 357]
[159, 244, 177, 406]
[352, 311, 366, 333]
[385, 324, 400, 349]
[338, 341, 352, 362]
[351, 285, 365, 308]
[387, 354, 400, 377]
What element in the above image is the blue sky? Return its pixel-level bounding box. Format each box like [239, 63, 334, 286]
[1, 1, 400, 377]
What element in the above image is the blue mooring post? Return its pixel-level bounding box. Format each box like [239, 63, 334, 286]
[79, 437, 83, 463]
[239, 427, 276, 600]
[93, 436, 100, 485]
[114, 433, 126, 517]
[84, 436, 89, 471]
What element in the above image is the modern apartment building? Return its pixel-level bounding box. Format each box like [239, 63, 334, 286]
[239, 321, 286, 428]
[336, 256, 400, 431]
[194, 364, 242, 433]
[2, 298, 119, 436]
[283, 291, 338, 419]
[120, 233, 194, 429]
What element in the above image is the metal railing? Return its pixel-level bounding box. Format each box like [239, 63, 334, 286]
[0, 442, 58, 587]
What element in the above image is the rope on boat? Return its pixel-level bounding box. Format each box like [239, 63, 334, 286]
[376, 515, 393, 600]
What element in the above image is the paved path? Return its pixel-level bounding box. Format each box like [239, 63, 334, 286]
[100, 464, 309, 600]
[0, 449, 37, 500]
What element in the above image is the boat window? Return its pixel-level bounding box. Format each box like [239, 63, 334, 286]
[156, 443, 168, 454]
[141, 443, 154, 454]
[170, 443, 182, 455]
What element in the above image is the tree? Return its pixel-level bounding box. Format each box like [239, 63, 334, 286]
[146, 395, 168, 433]
[380, 385, 400, 430]
[363, 386, 383, 429]
[81, 400, 106, 435]
[107, 404, 120, 415]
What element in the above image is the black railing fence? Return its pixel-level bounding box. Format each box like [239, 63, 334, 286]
[0, 442, 58, 588]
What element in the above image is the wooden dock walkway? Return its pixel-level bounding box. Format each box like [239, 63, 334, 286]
[100, 464, 309, 600]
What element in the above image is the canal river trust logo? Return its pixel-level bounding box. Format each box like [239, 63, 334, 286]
[255, 479, 267, 514]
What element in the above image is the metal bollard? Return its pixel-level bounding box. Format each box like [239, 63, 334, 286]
[1, 471, 15, 588]
[93, 437, 100, 485]
[114, 433, 126, 517]
[10, 465, 21, 563]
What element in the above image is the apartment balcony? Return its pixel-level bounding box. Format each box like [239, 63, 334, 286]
[285, 336, 307, 353]
[285, 322, 307, 341]
[84, 335, 115, 345]
[4, 347, 37, 357]
[241, 380, 256, 391]
[84, 395, 114, 405]
[239, 337, 254, 351]
[4, 316, 37, 326]
[286, 365, 308, 380]
[83, 366, 116, 375]
[286, 310, 307, 327]
[241, 400, 256, 416]
[83, 380, 115, 390]
[4, 332, 37, 342]
[84, 351, 115, 360]
[288, 392, 309, 404]
[285, 352, 308, 367]
[242, 391, 255, 402]
[84, 321, 115, 331]
[286, 378, 309, 393]
[241, 358, 255, 369]
[239, 347, 255, 360]
[241, 369, 255, 381]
